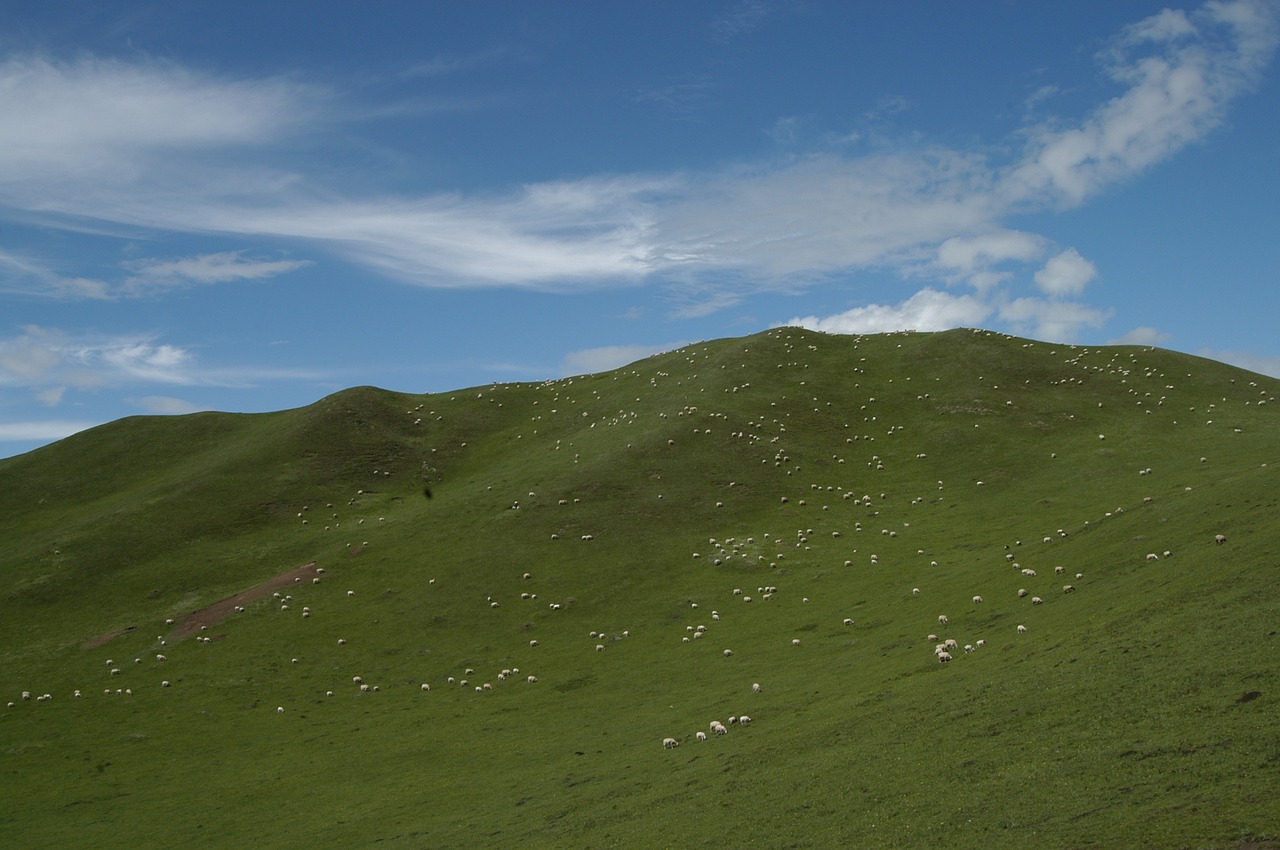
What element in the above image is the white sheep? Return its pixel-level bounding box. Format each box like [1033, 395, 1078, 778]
[937, 651, 952, 663]
[972, 595, 983, 604]
[752, 682, 762, 693]
[738, 716, 751, 725]
[937, 614, 948, 625]
[1017, 624, 1028, 634]
[696, 731, 708, 742]
[663, 737, 680, 749]
[723, 649, 734, 657]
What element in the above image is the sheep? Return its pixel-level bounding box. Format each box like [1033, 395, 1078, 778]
[738, 716, 752, 725]
[696, 731, 708, 742]
[1017, 624, 1028, 634]
[1063, 584, 1075, 593]
[663, 737, 680, 749]
[937, 614, 949, 625]
[723, 649, 734, 657]
[937, 651, 952, 663]
[1018, 588, 1029, 598]
[1031, 596, 1043, 605]
[972, 595, 983, 604]
[1215, 534, 1227, 545]
[752, 682, 762, 694]
[791, 638, 801, 646]
[421, 683, 431, 691]
[527, 676, 538, 683]
[595, 644, 605, 652]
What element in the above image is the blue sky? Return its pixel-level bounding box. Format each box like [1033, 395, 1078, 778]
[2, 1, 1278, 457]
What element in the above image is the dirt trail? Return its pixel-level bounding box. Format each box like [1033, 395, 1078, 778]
[171, 561, 320, 638]
[81, 561, 321, 648]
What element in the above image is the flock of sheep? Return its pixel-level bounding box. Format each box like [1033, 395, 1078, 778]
[8, 330, 1268, 760]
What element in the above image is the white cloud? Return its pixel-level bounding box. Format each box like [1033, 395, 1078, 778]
[998, 297, 1112, 342]
[0, 1, 1273, 306]
[134, 395, 205, 414]
[121, 251, 311, 295]
[1110, 326, 1172, 345]
[36, 386, 65, 406]
[788, 288, 992, 335]
[1003, 1, 1277, 206]
[561, 342, 683, 376]
[1034, 248, 1097, 297]
[1198, 347, 1280, 378]
[933, 230, 1046, 289]
[0, 55, 315, 186]
[0, 249, 111, 299]
[0, 419, 99, 442]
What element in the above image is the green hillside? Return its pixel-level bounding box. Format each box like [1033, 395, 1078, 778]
[2, 327, 1277, 849]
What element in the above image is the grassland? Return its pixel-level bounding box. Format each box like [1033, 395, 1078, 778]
[2, 327, 1277, 849]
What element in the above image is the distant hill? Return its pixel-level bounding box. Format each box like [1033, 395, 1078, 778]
[2, 327, 1277, 849]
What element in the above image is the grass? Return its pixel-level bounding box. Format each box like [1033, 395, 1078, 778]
[2, 327, 1278, 849]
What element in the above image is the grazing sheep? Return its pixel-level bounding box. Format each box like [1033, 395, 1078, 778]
[972, 596, 983, 604]
[1215, 534, 1227, 545]
[791, 638, 801, 646]
[937, 651, 952, 663]
[663, 737, 679, 749]
[1017, 624, 1028, 634]
[723, 649, 734, 657]
[752, 682, 762, 694]
[738, 716, 752, 725]
[421, 683, 430, 691]
[1018, 588, 1029, 598]
[1063, 584, 1075, 593]
[938, 615, 948, 625]
[1031, 596, 1043, 605]
[696, 731, 708, 741]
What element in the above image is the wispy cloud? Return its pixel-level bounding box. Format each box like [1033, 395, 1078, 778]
[0, 419, 100, 442]
[711, 0, 770, 42]
[121, 251, 310, 296]
[561, 342, 684, 376]
[1, 1, 1274, 325]
[0, 325, 330, 398]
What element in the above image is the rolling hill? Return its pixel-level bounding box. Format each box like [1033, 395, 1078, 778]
[2, 327, 1277, 849]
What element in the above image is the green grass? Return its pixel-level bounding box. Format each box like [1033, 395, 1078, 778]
[2, 327, 1278, 849]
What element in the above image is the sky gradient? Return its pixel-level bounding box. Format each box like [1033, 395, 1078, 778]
[2, 1, 1278, 457]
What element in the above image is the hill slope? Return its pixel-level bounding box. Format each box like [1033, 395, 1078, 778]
[2, 327, 1278, 849]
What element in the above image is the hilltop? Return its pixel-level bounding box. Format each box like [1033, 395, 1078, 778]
[2, 327, 1278, 849]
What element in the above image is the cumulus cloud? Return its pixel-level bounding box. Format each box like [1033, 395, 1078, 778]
[788, 289, 992, 335]
[932, 230, 1046, 289]
[1034, 248, 1097, 297]
[1003, 0, 1277, 206]
[997, 296, 1112, 342]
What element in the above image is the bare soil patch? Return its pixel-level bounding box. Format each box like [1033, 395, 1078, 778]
[171, 561, 320, 639]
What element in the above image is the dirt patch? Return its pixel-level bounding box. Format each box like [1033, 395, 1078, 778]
[82, 625, 137, 650]
[171, 561, 321, 639]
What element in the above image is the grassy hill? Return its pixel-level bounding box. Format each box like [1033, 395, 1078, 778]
[2, 327, 1277, 849]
